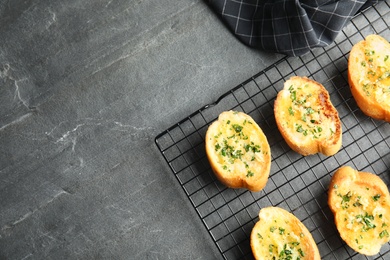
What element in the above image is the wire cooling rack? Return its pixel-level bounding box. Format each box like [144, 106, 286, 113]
[155, 1, 390, 259]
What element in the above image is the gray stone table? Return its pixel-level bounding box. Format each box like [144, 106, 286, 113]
[0, 0, 283, 259]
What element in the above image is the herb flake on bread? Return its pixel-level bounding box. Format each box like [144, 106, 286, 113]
[328, 166, 390, 255]
[348, 34, 390, 122]
[274, 76, 342, 156]
[250, 206, 321, 260]
[205, 110, 271, 192]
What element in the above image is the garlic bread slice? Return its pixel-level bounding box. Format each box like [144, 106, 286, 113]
[328, 166, 390, 255]
[274, 76, 342, 156]
[205, 111, 271, 192]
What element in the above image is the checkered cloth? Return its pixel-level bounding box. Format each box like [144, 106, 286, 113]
[207, 0, 381, 56]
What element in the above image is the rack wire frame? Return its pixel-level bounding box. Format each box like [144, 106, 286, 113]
[155, 1, 390, 259]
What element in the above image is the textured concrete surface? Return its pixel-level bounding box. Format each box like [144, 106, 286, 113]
[0, 0, 283, 259]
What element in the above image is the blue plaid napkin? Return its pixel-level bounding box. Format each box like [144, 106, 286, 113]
[207, 0, 381, 56]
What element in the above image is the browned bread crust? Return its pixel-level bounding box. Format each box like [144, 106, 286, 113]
[205, 110, 271, 192]
[328, 166, 390, 255]
[274, 76, 342, 156]
[250, 206, 321, 260]
[348, 34, 390, 122]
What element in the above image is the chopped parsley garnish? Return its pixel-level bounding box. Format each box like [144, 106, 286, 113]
[269, 244, 275, 253]
[373, 194, 381, 201]
[353, 201, 362, 207]
[296, 124, 304, 133]
[365, 49, 375, 56]
[342, 192, 351, 202]
[288, 106, 294, 116]
[306, 107, 315, 114]
[338, 191, 352, 209]
[279, 244, 292, 258]
[244, 142, 261, 153]
[380, 230, 389, 239]
[290, 242, 300, 247]
[356, 212, 376, 231]
[290, 90, 297, 101]
[246, 171, 254, 177]
[232, 124, 243, 133]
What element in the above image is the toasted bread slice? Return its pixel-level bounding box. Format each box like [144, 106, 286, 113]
[205, 110, 271, 192]
[274, 76, 342, 156]
[328, 166, 390, 255]
[250, 206, 321, 260]
[348, 34, 390, 122]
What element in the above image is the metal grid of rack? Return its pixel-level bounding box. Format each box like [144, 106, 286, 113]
[155, 1, 390, 259]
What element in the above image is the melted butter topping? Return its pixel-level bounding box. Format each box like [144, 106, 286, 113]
[333, 184, 390, 251]
[256, 220, 306, 259]
[358, 48, 390, 105]
[281, 83, 336, 142]
[210, 112, 269, 178]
